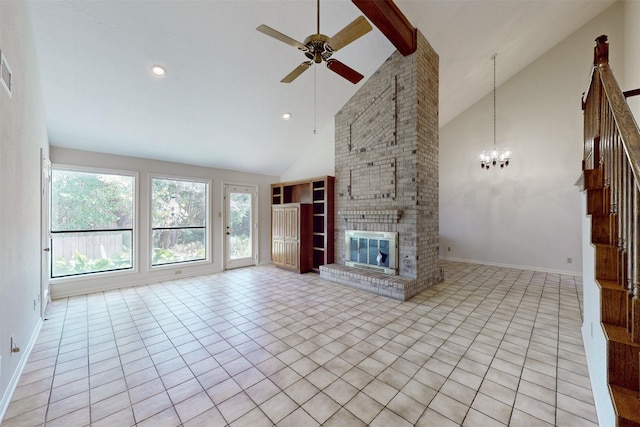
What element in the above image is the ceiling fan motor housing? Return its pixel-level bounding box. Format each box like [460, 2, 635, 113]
[303, 34, 332, 63]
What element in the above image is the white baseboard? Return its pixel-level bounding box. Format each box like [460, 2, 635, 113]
[439, 256, 582, 276]
[0, 318, 43, 424]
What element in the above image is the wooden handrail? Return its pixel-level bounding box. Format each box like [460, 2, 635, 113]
[597, 62, 640, 185]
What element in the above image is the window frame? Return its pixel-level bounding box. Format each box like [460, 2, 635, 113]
[150, 174, 211, 269]
[49, 164, 139, 281]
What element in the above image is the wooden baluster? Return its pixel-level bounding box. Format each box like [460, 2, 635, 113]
[618, 134, 625, 252]
[603, 102, 611, 191]
[626, 162, 633, 299]
[605, 128, 610, 190]
[620, 144, 628, 279]
[627, 163, 634, 333]
[612, 121, 620, 255]
[627, 184, 640, 342]
[594, 75, 602, 167]
[613, 114, 619, 215]
[609, 107, 615, 194]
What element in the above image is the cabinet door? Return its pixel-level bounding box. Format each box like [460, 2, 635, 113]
[272, 207, 284, 239]
[272, 239, 284, 265]
[284, 206, 299, 240]
[284, 240, 299, 269]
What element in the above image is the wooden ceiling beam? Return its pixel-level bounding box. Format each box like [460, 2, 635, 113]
[352, 0, 417, 56]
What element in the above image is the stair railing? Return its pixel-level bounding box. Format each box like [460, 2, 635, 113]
[583, 34, 640, 343]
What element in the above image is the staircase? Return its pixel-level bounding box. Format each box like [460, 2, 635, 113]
[582, 35, 640, 427]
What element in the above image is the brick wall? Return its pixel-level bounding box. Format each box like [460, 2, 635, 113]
[333, 30, 442, 295]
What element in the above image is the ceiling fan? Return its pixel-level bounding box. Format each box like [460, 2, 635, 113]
[256, 0, 373, 84]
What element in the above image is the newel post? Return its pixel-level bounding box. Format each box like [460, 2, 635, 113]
[594, 34, 609, 66]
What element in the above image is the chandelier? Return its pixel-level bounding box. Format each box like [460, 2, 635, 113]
[480, 53, 511, 169]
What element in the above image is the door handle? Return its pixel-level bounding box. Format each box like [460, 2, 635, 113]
[43, 248, 50, 252]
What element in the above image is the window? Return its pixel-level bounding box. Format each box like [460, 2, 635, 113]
[151, 177, 207, 266]
[51, 169, 134, 278]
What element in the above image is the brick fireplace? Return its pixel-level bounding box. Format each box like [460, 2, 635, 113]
[320, 30, 443, 301]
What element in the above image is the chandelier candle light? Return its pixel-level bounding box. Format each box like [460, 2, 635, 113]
[480, 53, 511, 169]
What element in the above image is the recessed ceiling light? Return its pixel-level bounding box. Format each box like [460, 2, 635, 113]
[151, 65, 166, 77]
[282, 113, 291, 120]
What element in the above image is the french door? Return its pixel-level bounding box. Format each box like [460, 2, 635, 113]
[224, 184, 257, 269]
[40, 149, 51, 317]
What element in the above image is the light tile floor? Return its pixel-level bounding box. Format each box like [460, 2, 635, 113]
[2, 261, 598, 426]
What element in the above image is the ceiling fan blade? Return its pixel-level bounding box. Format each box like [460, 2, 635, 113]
[325, 59, 364, 84]
[281, 61, 313, 83]
[326, 16, 372, 52]
[256, 24, 307, 51]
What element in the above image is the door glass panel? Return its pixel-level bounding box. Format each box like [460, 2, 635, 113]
[229, 192, 252, 260]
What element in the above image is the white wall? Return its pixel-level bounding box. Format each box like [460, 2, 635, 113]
[49, 147, 278, 298]
[279, 121, 336, 182]
[0, 1, 50, 420]
[439, 3, 623, 275]
[624, 0, 640, 118]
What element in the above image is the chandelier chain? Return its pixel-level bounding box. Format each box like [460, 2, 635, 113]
[314, 65, 317, 134]
[493, 53, 496, 150]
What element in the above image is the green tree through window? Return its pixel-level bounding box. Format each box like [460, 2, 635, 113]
[151, 178, 207, 265]
[51, 169, 134, 277]
[229, 192, 252, 259]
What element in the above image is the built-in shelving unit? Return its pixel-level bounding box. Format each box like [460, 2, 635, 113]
[271, 176, 334, 273]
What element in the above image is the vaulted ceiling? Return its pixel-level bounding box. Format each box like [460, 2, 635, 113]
[28, 0, 615, 176]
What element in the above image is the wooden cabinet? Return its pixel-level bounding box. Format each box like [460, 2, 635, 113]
[271, 203, 311, 273]
[271, 176, 334, 273]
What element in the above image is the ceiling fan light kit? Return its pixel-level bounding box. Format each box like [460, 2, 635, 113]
[257, 0, 372, 84]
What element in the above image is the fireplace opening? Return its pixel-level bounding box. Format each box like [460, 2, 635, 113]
[344, 230, 398, 275]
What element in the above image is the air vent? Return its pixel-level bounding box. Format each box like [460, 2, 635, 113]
[1, 51, 12, 97]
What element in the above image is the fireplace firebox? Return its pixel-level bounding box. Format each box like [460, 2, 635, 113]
[344, 230, 398, 275]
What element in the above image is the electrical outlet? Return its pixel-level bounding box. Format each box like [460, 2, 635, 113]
[567, 257, 573, 264]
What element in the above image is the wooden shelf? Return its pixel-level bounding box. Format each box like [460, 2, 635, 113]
[271, 176, 334, 273]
